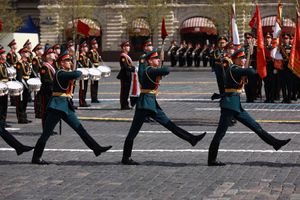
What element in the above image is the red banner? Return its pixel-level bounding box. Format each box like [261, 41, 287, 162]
[256, 5, 267, 79]
[161, 18, 168, 40]
[0, 21, 2, 31]
[77, 19, 90, 37]
[288, 12, 300, 78]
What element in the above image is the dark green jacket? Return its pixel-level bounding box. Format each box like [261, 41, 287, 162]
[138, 53, 146, 83]
[136, 66, 170, 113]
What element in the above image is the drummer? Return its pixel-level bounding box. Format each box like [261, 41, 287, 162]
[52, 44, 61, 71]
[40, 47, 56, 130]
[16, 47, 32, 124]
[24, 40, 34, 66]
[0, 46, 10, 127]
[88, 38, 100, 103]
[7, 39, 18, 106]
[78, 41, 92, 107]
[32, 44, 44, 118]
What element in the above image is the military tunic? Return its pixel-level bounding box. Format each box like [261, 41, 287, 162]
[168, 45, 178, 67]
[202, 48, 210, 67]
[178, 47, 186, 67]
[87, 49, 100, 102]
[264, 45, 275, 103]
[193, 48, 201, 67]
[78, 52, 93, 106]
[138, 53, 146, 84]
[32, 56, 43, 118]
[212, 48, 226, 94]
[6, 51, 18, 67]
[186, 47, 193, 67]
[0, 61, 8, 125]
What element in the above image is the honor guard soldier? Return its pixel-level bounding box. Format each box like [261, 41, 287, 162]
[32, 44, 44, 118]
[121, 49, 206, 165]
[212, 36, 227, 94]
[0, 122, 34, 156]
[0, 46, 10, 127]
[88, 38, 100, 103]
[223, 42, 234, 72]
[78, 41, 92, 107]
[243, 33, 258, 102]
[202, 44, 210, 67]
[264, 33, 275, 103]
[16, 47, 32, 124]
[7, 40, 18, 106]
[193, 43, 201, 67]
[178, 43, 186, 67]
[209, 43, 216, 67]
[117, 41, 136, 110]
[185, 43, 193, 67]
[167, 40, 178, 67]
[40, 47, 56, 129]
[139, 39, 153, 83]
[31, 51, 112, 165]
[24, 40, 33, 66]
[209, 48, 291, 166]
[52, 44, 61, 71]
[281, 33, 293, 103]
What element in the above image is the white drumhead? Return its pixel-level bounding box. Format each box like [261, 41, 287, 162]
[77, 68, 89, 75]
[97, 66, 111, 73]
[89, 68, 102, 75]
[27, 78, 42, 85]
[7, 81, 23, 89]
[0, 81, 7, 88]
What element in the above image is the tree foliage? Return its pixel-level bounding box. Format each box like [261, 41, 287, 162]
[121, 0, 171, 37]
[0, 0, 23, 40]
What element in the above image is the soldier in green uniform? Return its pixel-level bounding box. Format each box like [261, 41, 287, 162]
[7, 40, 18, 106]
[0, 121, 34, 156]
[16, 47, 32, 124]
[78, 41, 92, 107]
[280, 33, 293, 103]
[121, 49, 206, 165]
[32, 44, 44, 118]
[264, 33, 275, 103]
[208, 48, 291, 166]
[88, 38, 101, 103]
[0, 46, 9, 127]
[138, 39, 153, 83]
[167, 40, 178, 67]
[31, 51, 112, 165]
[117, 41, 136, 110]
[212, 37, 227, 94]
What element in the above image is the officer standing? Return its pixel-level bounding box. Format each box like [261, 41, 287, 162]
[264, 33, 275, 103]
[16, 47, 32, 124]
[209, 48, 291, 166]
[31, 51, 112, 165]
[167, 40, 178, 67]
[88, 38, 101, 103]
[0, 46, 10, 127]
[212, 37, 227, 94]
[117, 41, 136, 110]
[32, 44, 44, 118]
[78, 41, 92, 107]
[121, 49, 206, 165]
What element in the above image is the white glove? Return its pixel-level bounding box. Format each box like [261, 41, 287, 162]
[212, 71, 215, 75]
[249, 66, 253, 68]
[273, 69, 278, 74]
[135, 67, 139, 73]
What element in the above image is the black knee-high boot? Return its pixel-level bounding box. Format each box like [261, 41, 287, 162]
[166, 121, 206, 146]
[79, 133, 112, 157]
[122, 139, 139, 165]
[208, 141, 226, 166]
[1, 129, 34, 156]
[31, 140, 48, 164]
[256, 129, 291, 151]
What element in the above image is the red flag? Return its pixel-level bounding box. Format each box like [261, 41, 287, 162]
[0, 21, 2, 31]
[288, 12, 300, 78]
[77, 19, 90, 37]
[256, 5, 267, 79]
[161, 18, 168, 40]
[249, 10, 257, 28]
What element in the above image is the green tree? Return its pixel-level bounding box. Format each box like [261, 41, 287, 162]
[121, 0, 171, 37]
[203, 0, 254, 37]
[0, 0, 23, 40]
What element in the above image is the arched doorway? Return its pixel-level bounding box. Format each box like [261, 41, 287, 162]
[129, 18, 150, 52]
[262, 16, 295, 34]
[180, 17, 217, 46]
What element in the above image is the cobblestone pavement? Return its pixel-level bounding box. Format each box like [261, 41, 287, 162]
[1, 67, 300, 200]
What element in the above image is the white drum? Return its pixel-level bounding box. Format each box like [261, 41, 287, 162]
[7, 67, 16, 79]
[27, 78, 42, 92]
[0, 81, 8, 96]
[97, 66, 111, 78]
[7, 81, 23, 96]
[89, 68, 102, 81]
[77, 68, 90, 80]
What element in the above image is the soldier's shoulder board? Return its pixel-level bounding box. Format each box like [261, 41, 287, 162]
[122, 58, 125, 62]
[17, 63, 21, 69]
[41, 69, 46, 74]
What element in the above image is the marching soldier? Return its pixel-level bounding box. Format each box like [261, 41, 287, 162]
[40, 47, 56, 129]
[31, 51, 112, 165]
[121, 49, 206, 165]
[212, 37, 227, 94]
[243, 33, 258, 102]
[193, 43, 201, 67]
[32, 44, 44, 118]
[7, 40, 18, 106]
[280, 33, 293, 103]
[167, 40, 178, 67]
[15, 47, 32, 124]
[117, 41, 136, 110]
[52, 44, 61, 71]
[78, 41, 92, 107]
[185, 43, 193, 67]
[0, 46, 10, 127]
[138, 39, 153, 84]
[202, 44, 210, 67]
[209, 48, 291, 166]
[178, 43, 186, 67]
[264, 32, 275, 103]
[88, 38, 100, 103]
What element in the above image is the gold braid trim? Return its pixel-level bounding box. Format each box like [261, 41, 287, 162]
[56, 70, 69, 90]
[145, 66, 160, 85]
[0, 64, 7, 78]
[229, 66, 247, 85]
